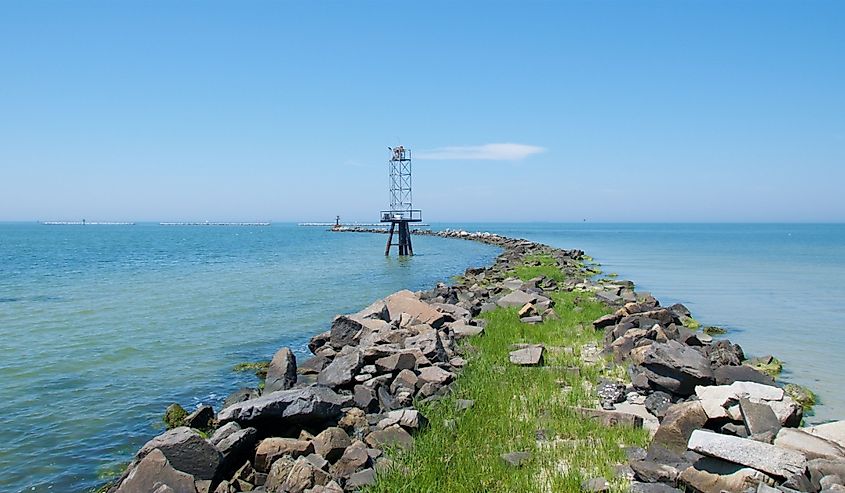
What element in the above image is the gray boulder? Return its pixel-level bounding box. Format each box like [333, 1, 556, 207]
[775, 428, 845, 461]
[329, 316, 363, 349]
[714, 365, 776, 386]
[497, 290, 538, 308]
[330, 439, 371, 478]
[136, 427, 221, 480]
[116, 449, 198, 493]
[317, 347, 363, 388]
[688, 429, 807, 478]
[509, 345, 544, 366]
[215, 427, 257, 467]
[740, 398, 781, 443]
[312, 427, 351, 463]
[218, 386, 345, 425]
[651, 401, 708, 455]
[639, 341, 715, 396]
[265, 347, 298, 393]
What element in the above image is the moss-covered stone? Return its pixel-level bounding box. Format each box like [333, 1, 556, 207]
[163, 403, 188, 430]
[233, 360, 270, 380]
[784, 383, 816, 411]
[748, 356, 783, 378]
[681, 316, 702, 330]
[703, 326, 727, 335]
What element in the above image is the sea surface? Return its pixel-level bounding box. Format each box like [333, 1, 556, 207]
[0, 223, 499, 492]
[1, 222, 843, 492]
[459, 223, 845, 424]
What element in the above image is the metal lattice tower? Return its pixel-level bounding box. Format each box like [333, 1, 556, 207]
[381, 146, 422, 256]
[389, 146, 413, 212]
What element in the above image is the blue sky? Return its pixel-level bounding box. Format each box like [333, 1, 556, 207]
[1, 1, 843, 222]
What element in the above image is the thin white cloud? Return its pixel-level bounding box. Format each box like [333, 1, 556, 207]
[415, 143, 546, 161]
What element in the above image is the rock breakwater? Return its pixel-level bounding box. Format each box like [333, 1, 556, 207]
[102, 228, 842, 493]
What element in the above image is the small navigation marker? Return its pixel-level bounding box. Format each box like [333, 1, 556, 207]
[381, 146, 422, 256]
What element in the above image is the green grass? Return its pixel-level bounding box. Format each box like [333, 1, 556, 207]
[368, 289, 648, 493]
[511, 254, 566, 282]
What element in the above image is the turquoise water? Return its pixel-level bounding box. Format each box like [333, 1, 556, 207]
[460, 223, 845, 424]
[2, 223, 844, 492]
[0, 223, 500, 492]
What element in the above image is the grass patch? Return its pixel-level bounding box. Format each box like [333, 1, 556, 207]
[368, 291, 648, 493]
[511, 254, 566, 283]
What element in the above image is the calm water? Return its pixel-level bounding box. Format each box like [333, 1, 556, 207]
[1, 223, 843, 492]
[0, 223, 500, 492]
[464, 223, 845, 424]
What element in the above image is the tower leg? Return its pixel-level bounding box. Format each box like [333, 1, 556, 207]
[385, 222, 396, 256]
[398, 221, 412, 256]
[407, 229, 414, 255]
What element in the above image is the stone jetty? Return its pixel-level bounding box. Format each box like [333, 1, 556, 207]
[102, 228, 845, 493]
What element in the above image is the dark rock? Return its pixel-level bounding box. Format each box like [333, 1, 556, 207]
[347, 468, 377, 488]
[222, 388, 259, 410]
[593, 313, 621, 329]
[216, 427, 257, 470]
[329, 316, 363, 349]
[740, 398, 781, 443]
[375, 352, 417, 373]
[316, 347, 363, 388]
[500, 451, 531, 467]
[714, 365, 776, 386]
[353, 385, 378, 412]
[417, 365, 454, 386]
[265, 347, 297, 393]
[308, 330, 331, 354]
[365, 425, 414, 450]
[184, 405, 214, 430]
[597, 381, 626, 406]
[137, 427, 222, 480]
[625, 446, 648, 462]
[312, 427, 351, 463]
[254, 437, 314, 472]
[298, 355, 330, 375]
[218, 386, 345, 426]
[644, 391, 674, 419]
[630, 460, 680, 484]
[330, 440, 370, 478]
[705, 340, 745, 368]
[721, 422, 750, 438]
[279, 456, 330, 492]
[639, 341, 715, 396]
[575, 407, 643, 428]
[509, 344, 544, 366]
[209, 422, 241, 447]
[651, 401, 708, 455]
[116, 449, 197, 493]
[629, 481, 683, 493]
[582, 477, 610, 492]
[404, 329, 447, 362]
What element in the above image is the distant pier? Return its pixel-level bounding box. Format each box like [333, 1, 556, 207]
[159, 222, 271, 226]
[41, 221, 135, 225]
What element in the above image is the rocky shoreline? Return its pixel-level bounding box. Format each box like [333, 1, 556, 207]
[104, 228, 845, 493]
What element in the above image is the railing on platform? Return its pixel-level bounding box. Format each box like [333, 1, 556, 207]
[379, 210, 423, 222]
